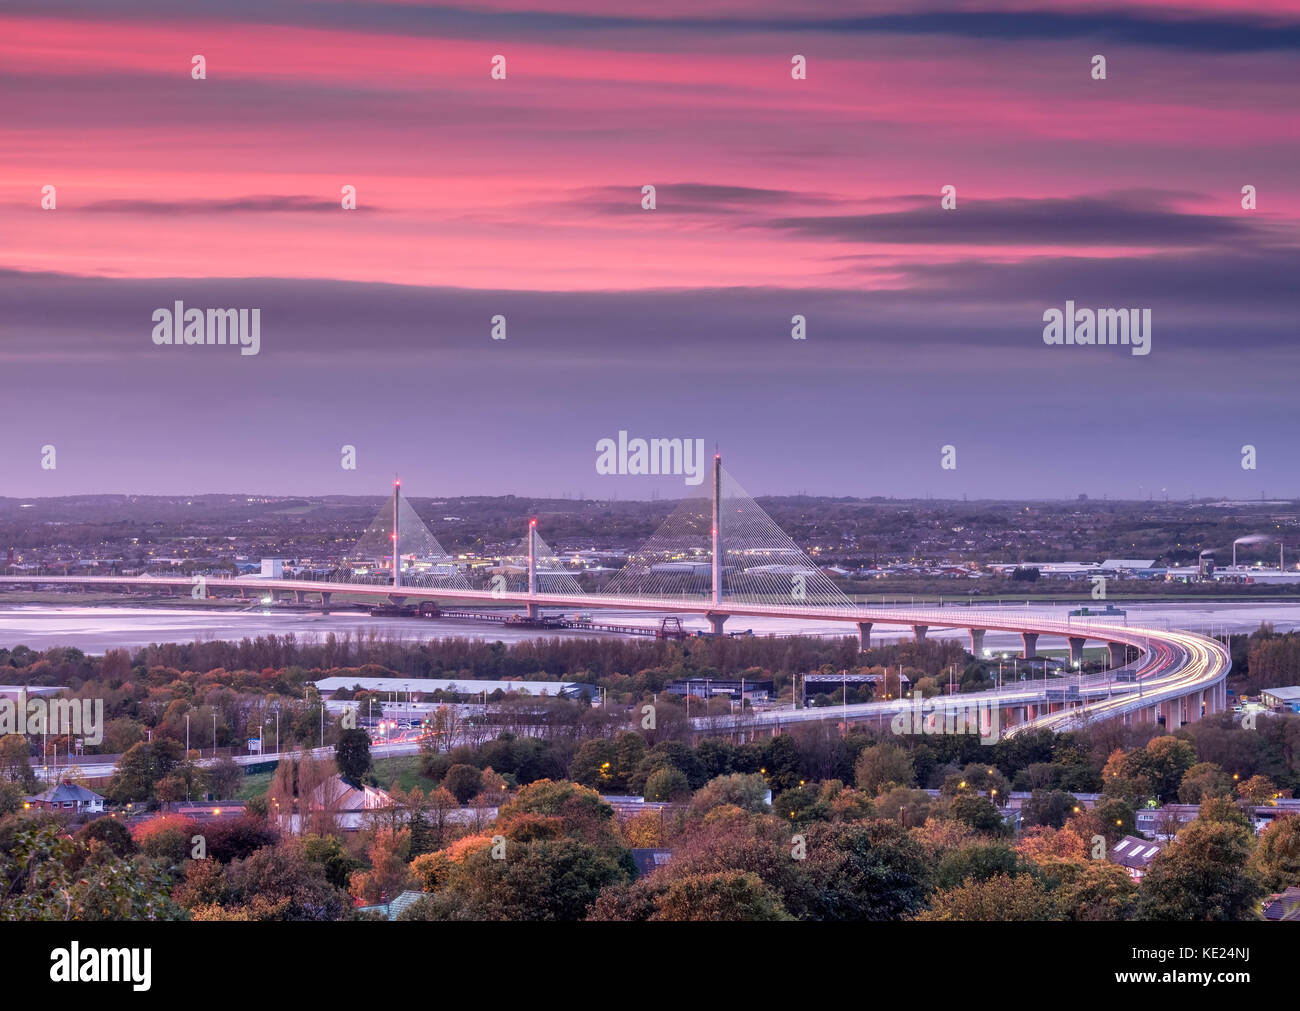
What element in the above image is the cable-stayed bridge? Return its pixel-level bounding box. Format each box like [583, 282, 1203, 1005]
[0, 457, 1230, 737]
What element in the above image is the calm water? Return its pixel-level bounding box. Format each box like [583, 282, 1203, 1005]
[1, 600, 1298, 654]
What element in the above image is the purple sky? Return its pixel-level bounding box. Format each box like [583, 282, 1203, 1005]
[1, 1, 1297, 500]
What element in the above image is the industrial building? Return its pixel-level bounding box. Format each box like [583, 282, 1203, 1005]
[1261, 686, 1300, 713]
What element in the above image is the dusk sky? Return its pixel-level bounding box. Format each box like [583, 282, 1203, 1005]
[2, 0, 1297, 500]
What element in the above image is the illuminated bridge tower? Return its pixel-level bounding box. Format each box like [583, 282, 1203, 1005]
[707, 453, 727, 635]
[526, 518, 540, 619]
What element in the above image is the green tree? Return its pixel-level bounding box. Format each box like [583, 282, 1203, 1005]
[772, 783, 833, 825]
[494, 779, 623, 852]
[443, 764, 482, 805]
[688, 773, 770, 818]
[644, 766, 690, 803]
[0, 782, 25, 816]
[206, 757, 244, 800]
[1034, 857, 1138, 921]
[1137, 821, 1266, 921]
[1177, 762, 1234, 804]
[854, 743, 915, 795]
[399, 837, 628, 921]
[569, 733, 645, 794]
[874, 787, 933, 828]
[0, 735, 36, 791]
[934, 842, 1022, 891]
[107, 738, 183, 804]
[1128, 736, 1197, 804]
[798, 820, 932, 921]
[1023, 790, 1080, 830]
[648, 871, 791, 921]
[0, 824, 182, 921]
[947, 794, 1008, 836]
[335, 728, 372, 783]
[74, 817, 136, 860]
[221, 838, 350, 920]
[1086, 798, 1137, 841]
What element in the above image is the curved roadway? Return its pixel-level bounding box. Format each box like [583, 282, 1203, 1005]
[0, 575, 1231, 739]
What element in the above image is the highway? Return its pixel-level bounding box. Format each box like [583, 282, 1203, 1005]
[6, 574, 1231, 743]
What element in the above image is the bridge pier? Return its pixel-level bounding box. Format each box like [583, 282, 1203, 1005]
[320, 591, 331, 614]
[706, 612, 727, 636]
[1107, 642, 1126, 668]
[857, 621, 872, 651]
[912, 625, 928, 643]
[969, 628, 985, 655]
[1021, 632, 1038, 659]
[1068, 636, 1086, 665]
[387, 594, 407, 606]
[526, 602, 540, 620]
[295, 590, 307, 604]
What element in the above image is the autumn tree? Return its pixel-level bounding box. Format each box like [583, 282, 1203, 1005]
[1017, 825, 1088, 865]
[1177, 762, 1233, 804]
[350, 827, 412, 906]
[916, 872, 1060, 921]
[1252, 815, 1300, 890]
[1237, 774, 1278, 805]
[1036, 857, 1138, 921]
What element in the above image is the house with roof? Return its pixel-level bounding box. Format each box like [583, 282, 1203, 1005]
[630, 848, 673, 878]
[25, 781, 105, 814]
[357, 889, 425, 920]
[1107, 835, 1164, 880]
[280, 775, 398, 833]
[1263, 886, 1300, 921]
